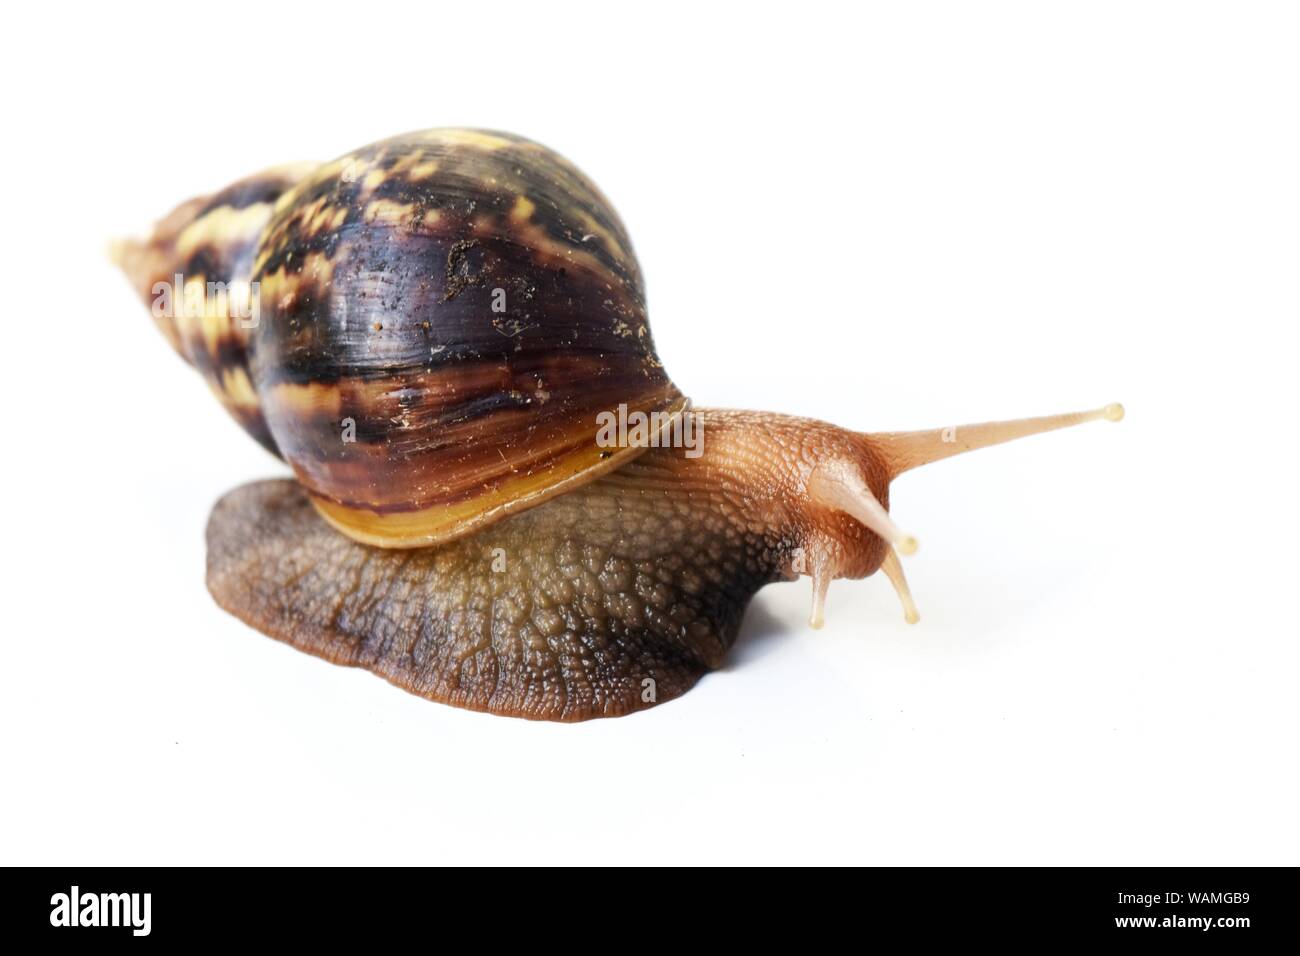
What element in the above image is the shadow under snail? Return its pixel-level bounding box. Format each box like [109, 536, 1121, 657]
[114, 128, 1123, 721]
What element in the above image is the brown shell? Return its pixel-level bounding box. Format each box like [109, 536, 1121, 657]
[113, 164, 316, 454]
[248, 129, 684, 547]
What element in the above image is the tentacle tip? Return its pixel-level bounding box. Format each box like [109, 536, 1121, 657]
[904, 609, 920, 625]
[107, 237, 131, 269]
[809, 613, 826, 630]
[1103, 402, 1125, 422]
[897, 535, 919, 556]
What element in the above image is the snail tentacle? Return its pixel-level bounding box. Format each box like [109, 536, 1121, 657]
[879, 547, 920, 626]
[870, 403, 1125, 478]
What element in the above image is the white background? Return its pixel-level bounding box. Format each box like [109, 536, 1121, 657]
[2, 1, 1296, 865]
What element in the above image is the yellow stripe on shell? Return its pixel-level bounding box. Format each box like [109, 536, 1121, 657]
[364, 199, 424, 225]
[408, 160, 440, 180]
[256, 252, 336, 309]
[267, 381, 344, 418]
[510, 195, 536, 222]
[419, 129, 516, 150]
[218, 366, 261, 410]
[175, 202, 274, 258]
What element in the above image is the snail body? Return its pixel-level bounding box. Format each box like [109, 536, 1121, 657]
[117, 129, 1122, 721]
[207, 412, 872, 720]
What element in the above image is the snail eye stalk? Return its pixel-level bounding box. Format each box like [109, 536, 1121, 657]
[870, 403, 1125, 479]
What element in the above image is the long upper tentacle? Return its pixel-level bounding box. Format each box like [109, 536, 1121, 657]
[869, 403, 1124, 479]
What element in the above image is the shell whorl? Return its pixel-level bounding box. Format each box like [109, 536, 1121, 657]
[113, 165, 316, 454]
[250, 129, 684, 546]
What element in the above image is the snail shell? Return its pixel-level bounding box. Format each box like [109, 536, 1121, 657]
[121, 129, 686, 547]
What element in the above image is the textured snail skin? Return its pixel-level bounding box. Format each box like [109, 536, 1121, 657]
[207, 411, 894, 721]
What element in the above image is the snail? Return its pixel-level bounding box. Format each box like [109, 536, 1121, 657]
[114, 128, 1123, 721]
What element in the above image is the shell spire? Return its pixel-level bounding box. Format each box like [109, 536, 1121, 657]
[112, 164, 317, 454]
